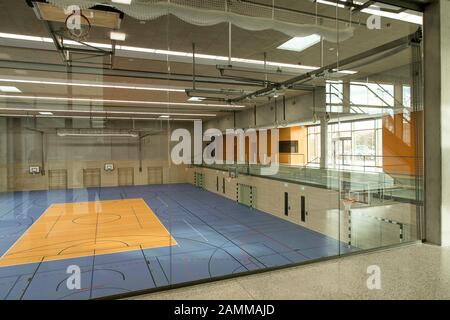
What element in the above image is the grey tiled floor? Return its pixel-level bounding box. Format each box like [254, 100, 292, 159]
[127, 243, 450, 300]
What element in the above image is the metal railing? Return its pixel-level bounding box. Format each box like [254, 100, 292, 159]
[326, 82, 412, 123]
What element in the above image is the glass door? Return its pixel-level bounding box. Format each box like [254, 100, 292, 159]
[334, 137, 352, 168]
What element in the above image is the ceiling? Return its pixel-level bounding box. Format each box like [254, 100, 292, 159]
[0, 0, 422, 122]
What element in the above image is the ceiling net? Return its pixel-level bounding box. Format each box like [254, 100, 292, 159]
[47, 0, 354, 42]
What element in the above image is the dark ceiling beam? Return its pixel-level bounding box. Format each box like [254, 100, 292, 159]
[374, 0, 429, 12]
[0, 59, 266, 87]
[230, 29, 422, 103]
[351, 1, 375, 12]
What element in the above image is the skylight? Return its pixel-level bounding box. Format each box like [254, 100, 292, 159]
[277, 34, 321, 53]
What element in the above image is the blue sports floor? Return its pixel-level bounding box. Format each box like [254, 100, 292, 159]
[0, 183, 352, 300]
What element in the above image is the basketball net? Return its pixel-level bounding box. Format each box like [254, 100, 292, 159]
[342, 198, 356, 211]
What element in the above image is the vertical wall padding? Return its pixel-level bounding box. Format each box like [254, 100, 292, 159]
[48, 169, 67, 190]
[83, 168, 101, 188]
[148, 167, 163, 184]
[238, 184, 256, 208]
[118, 167, 134, 186]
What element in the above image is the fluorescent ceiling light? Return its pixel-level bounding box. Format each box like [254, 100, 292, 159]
[0, 107, 216, 117]
[316, 0, 346, 8]
[57, 132, 139, 138]
[361, 8, 422, 25]
[187, 97, 206, 102]
[159, 115, 170, 119]
[278, 34, 321, 52]
[110, 31, 126, 41]
[39, 111, 53, 115]
[111, 0, 132, 4]
[0, 32, 356, 75]
[331, 69, 357, 75]
[315, 1, 422, 25]
[0, 86, 21, 93]
[0, 32, 53, 43]
[0, 95, 245, 108]
[0, 113, 201, 121]
[0, 78, 186, 92]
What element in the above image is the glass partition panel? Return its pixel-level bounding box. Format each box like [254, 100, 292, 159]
[334, 17, 423, 250]
[0, 0, 423, 300]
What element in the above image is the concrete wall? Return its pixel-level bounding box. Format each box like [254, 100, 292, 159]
[0, 117, 192, 192]
[204, 89, 322, 131]
[188, 167, 418, 244]
[189, 166, 342, 241]
[424, 0, 450, 246]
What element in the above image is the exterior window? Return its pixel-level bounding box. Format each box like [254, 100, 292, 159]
[307, 119, 383, 172]
[307, 125, 321, 164]
[326, 81, 344, 113]
[402, 85, 412, 146]
[350, 82, 395, 115]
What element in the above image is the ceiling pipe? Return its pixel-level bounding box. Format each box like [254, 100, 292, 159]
[230, 30, 422, 103]
[240, 0, 367, 26]
[192, 42, 196, 90]
[0, 60, 266, 87]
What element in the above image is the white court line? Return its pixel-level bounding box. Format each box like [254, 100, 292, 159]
[153, 197, 180, 247]
[141, 199, 179, 247]
[183, 219, 209, 242]
[157, 197, 169, 208]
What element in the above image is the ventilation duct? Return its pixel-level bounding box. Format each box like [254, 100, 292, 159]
[47, 0, 354, 42]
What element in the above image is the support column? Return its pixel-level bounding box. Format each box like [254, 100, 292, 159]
[320, 117, 328, 169]
[342, 81, 351, 114]
[424, 0, 450, 245]
[0, 118, 7, 192]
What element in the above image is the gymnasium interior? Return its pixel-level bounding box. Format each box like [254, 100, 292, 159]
[0, 0, 427, 300]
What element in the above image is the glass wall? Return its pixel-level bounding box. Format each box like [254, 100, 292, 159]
[0, 0, 424, 300]
[308, 118, 383, 171]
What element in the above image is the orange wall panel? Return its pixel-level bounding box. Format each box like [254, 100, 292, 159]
[382, 111, 423, 176]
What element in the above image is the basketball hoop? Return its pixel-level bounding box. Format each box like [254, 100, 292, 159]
[342, 198, 356, 211]
[228, 166, 238, 181]
[65, 9, 91, 41]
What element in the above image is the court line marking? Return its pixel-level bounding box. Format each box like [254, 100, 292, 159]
[0, 199, 178, 267]
[89, 250, 96, 300]
[0, 203, 54, 261]
[19, 258, 44, 300]
[155, 256, 169, 284]
[168, 192, 268, 268]
[155, 196, 178, 245]
[156, 197, 169, 208]
[183, 219, 209, 242]
[5, 273, 22, 300]
[45, 212, 63, 239]
[141, 199, 178, 247]
[139, 245, 156, 287]
[131, 206, 143, 229]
